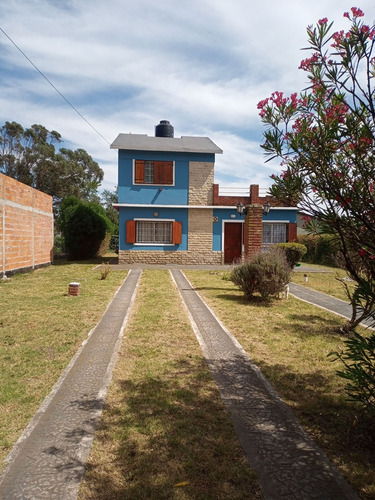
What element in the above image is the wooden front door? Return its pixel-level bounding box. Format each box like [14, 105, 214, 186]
[224, 222, 243, 264]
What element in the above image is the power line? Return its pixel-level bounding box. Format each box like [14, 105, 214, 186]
[0, 26, 111, 146]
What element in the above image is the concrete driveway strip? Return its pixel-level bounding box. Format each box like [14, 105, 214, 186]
[171, 269, 358, 500]
[289, 282, 374, 329]
[0, 268, 141, 500]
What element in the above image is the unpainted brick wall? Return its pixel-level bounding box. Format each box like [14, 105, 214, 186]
[0, 174, 54, 276]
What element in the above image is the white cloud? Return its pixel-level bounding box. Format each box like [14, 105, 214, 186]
[1, 0, 375, 193]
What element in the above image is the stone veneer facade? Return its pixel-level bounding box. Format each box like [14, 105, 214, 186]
[119, 160, 223, 265]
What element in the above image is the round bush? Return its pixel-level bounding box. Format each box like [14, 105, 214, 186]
[275, 242, 307, 268]
[231, 248, 291, 301]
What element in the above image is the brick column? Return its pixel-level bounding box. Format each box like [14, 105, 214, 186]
[244, 204, 263, 259]
[249, 185, 259, 204]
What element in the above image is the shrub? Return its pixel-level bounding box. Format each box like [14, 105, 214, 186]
[297, 234, 339, 266]
[329, 332, 375, 416]
[275, 242, 307, 268]
[53, 234, 65, 257]
[59, 197, 113, 260]
[231, 248, 291, 301]
[100, 262, 111, 280]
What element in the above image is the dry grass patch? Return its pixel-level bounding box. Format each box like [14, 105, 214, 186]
[0, 261, 127, 466]
[292, 266, 356, 301]
[79, 270, 262, 500]
[184, 270, 375, 499]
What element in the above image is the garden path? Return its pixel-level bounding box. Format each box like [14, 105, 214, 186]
[0, 265, 360, 499]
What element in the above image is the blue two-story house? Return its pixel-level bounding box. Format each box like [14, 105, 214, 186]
[111, 121, 298, 265]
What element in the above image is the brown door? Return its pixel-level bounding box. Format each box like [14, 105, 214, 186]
[224, 222, 243, 264]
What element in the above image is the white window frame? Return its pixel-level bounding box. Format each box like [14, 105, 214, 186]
[134, 218, 175, 246]
[262, 221, 287, 248]
[132, 160, 175, 186]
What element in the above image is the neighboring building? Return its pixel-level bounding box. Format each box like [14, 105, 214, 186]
[0, 173, 54, 277]
[112, 121, 297, 265]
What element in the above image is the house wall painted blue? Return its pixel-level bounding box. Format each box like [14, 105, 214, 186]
[111, 121, 298, 265]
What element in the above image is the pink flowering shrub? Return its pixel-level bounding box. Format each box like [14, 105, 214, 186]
[258, 8, 375, 331]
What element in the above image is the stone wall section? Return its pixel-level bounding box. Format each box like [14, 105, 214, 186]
[119, 208, 222, 265]
[188, 162, 214, 205]
[0, 174, 53, 277]
[119, 249, 222, 265]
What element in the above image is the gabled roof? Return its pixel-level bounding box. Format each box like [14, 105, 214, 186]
[110, 134, 223, 154]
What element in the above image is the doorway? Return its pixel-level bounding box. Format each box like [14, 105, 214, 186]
[224, 222, 243, 264]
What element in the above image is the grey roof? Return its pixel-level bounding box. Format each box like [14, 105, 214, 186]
[110, 134, 223, 154]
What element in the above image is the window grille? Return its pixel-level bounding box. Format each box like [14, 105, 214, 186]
[144, 161, 154, 184]
[262, 223, 287, 245]
[136, 221, 173, 244]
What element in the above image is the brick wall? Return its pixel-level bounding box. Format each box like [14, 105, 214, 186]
[244, 204, 263, 258]
[188, 162, 214, 205]
[0, 174, 54, 277]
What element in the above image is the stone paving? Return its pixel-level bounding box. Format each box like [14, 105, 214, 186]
[0, 265, 363, 499]
[171, 269, 359, 500]
[0, 269, 141, 500]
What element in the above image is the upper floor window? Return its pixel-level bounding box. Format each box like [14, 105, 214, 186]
[134, 160, 174, 185]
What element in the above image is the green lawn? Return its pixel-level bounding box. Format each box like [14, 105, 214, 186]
[292, 264, 356, 301]
[183, 270, 375, 499]
[0, 261, 127, 465]
[1, 264, 374, 499]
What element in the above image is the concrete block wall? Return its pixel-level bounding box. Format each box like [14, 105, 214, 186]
[0, 174, 54, 277]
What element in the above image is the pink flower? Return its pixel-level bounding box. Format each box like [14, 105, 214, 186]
[299, 53, 319, 71]
[351, 7, 364, 17]
[359, 248, 366, 257]
[319, 18, 328, 25]
[257, 98, 269, 109]
[343, 12, 350, 19]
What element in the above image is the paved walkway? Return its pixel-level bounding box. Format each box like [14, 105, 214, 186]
[0, 269, 141, 500]
[0, 266, 361, 499]
[171, 270, 358, 500]
[290, 282, 374, 329]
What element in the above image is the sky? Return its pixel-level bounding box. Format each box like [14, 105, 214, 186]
[1, 0, 375, 195]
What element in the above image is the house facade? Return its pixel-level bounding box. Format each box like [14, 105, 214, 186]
[112, 121, 297, 265]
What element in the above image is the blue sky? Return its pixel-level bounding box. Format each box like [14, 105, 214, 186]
[1, 0, 375, 194]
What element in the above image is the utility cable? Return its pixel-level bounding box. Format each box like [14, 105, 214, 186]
[0, 26, 111, 146]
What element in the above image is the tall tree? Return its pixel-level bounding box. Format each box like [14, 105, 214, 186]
[0, 121, 103, 205]
[258, 8, 375, 330]
[101, 186, 119, 234]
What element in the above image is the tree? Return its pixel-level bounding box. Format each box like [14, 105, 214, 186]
[258, 8, 375, 331]
[101, 186, 119, 233]
[59, 196, 113, 260]
[0, 121, 103, 207]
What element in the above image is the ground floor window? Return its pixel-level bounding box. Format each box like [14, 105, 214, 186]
[136, 221, 173, 244]
[262, 223, 287, 245]
[126, 219, 182, 245]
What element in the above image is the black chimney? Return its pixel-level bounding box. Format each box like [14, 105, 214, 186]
[155, 120, 174, 138]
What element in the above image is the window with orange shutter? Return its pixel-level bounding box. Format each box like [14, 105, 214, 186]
[134, 160, 173, 185]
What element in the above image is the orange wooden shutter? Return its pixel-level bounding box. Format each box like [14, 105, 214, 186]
[126, 220, 136, 243]
[172, 221, 182, 244]
[287, 223, 297, 242]
[134, 160, 145, 184]
[154, 161, 173, 184]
